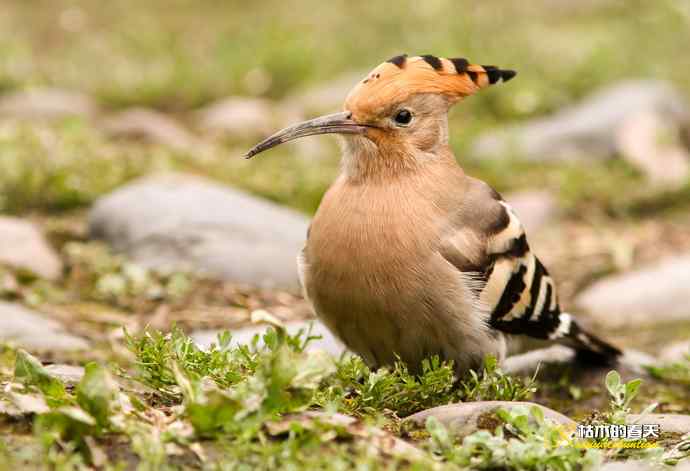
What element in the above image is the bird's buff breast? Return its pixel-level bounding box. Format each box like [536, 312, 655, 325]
[305, 179, 441, 309]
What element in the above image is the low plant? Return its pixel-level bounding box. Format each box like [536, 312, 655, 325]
[426, 405, 603, 470]
[4, 328, 686, 469]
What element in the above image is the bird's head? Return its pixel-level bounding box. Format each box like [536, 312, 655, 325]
[245, 54, 515, 176]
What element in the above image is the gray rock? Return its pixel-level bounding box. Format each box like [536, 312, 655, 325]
[0, 301, 90, 351]
[659, 341, 690, 363]
[44, 364, 85, 385]
[196, 96, 278, 139]
[472, 80, 690, 162]
[504, 190, 559, 234]
[404, 401, 575, 436]
[0, 87, 98, 121]
[502, 345, 575, 375]
[620, 350, 659, 375]
[0, 216, 63, 280]
[576, 253, 690, 329]
[192, 319, 348, 358]
[101, 107, 197, 151]
[627, 414, 690, 435]
[616, 110, 690, 188]
[503, 344, 655, 378]
[89, 173, 310, 289]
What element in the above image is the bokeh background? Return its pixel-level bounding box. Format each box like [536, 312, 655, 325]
[1, 1, 690, 366]
[1, 0, 689, 214]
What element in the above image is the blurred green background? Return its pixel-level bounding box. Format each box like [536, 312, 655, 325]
[1, 0, 689, 216]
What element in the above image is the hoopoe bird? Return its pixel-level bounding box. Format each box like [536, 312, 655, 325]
[246, 54, 621, 374]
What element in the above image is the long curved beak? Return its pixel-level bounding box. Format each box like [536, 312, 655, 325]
[244, 111, 369, 159]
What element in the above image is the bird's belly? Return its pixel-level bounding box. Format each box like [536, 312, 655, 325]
[303, 244, 503, 373]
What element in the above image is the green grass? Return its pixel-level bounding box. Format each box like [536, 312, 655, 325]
[124, 325, 535, 418]
[425, 406, 604, 470]
[1, 327, 533, 469]
[2, 1, 689, 112]
[2, 327, 683, 470]
[0, 119, 146, 213]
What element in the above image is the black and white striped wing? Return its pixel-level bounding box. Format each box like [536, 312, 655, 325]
[442, 194, 620, 361]
[478, 201, 568, 339]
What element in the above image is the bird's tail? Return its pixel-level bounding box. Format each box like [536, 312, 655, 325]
[554, 312, 622, 365]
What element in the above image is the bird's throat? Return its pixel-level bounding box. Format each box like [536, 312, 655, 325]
[340, 136, 451, 183]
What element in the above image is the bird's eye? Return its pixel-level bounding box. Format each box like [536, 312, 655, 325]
[393, 109, 413, 126]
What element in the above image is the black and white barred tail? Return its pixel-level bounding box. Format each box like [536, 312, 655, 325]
[557, 312, 622, 364]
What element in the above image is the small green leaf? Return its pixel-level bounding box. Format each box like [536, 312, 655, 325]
[14, 349, 66, 404]
[426, 416, 451, 449]
[34, 406, 97, 448]
[530, 405, 544, 426]
[513, 414, 530, 434]
[496, 408, 512, 423]
[605, 370, 621, 396]
[484, 355, 498, 373]
[172, 361, 197, 403]
[624, 378, 641, 404]
[54, 406, 97, 426]
[76, 362, 122, 430]
[217, 331, 232, 350]
[186, 388, 242, 436]
[568, 385, 582, 400]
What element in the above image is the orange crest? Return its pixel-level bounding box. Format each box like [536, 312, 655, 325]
[344, 54, 516, 121]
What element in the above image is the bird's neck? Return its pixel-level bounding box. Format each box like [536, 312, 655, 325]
[340, 137, 460, 184]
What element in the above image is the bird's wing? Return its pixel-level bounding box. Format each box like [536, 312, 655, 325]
[439, 178, 620, 361]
